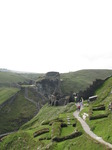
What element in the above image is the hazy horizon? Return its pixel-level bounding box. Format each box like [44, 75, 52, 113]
[1, 67, 112, 74]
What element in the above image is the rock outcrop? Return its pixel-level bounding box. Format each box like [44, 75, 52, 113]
[78, 77, 111, 100]
[36, 72, 71, 106]
[36, 72, 61, 98]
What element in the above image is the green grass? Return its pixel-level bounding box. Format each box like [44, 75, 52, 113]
[51, 122, 62, 139]
[80, 103, 112, 144]
[21, 73, 44, 81]
[80, 103, 90, 117]
[0, 131, 38, 150]
[1, 70, 112, 149]
[61, 125, 75, 137]
[92, 110, 106, 116]
[21, 103, 76, 130]
[86, 115, 112, 143]
[80, 76, 112, 144]
[60, 69, 112, 94]
[56, 134, 108, 150]
[94, 77, 112, 105]
[0, 90, 37, 134]
[25, 87, 43, 103]
[0, 71, 42, 87]
[1, 103, 110, 150]
[0, 72, 28, 87]
[1, 132, 108, 150]
[0, 87, 20, 105]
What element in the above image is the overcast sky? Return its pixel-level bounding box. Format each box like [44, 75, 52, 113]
[0, 0, 112, 73]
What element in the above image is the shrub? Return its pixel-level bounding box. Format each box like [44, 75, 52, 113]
[52, 131, 82, 142]
[72, 123, 76, 127]
[33, 128, 49, 137]
[92, 104, 105, 111]
[39, 137, 51, 141]
[61, 123, 67, 127]
[89, 113, 108, 120]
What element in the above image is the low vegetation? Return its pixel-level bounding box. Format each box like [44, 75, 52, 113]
[0, 103, 109, 150]
[60, 69, 112, 94]
[1, 69, 112, 149]
[0, 131, 37, 150]
[0, 87, 20, 105]
[80, 76, 112, 144]
[0, 71, 44, 91]
[0, 72, 28, 87]
[0, 90, 37, 134]
[33, 128, 49, 138]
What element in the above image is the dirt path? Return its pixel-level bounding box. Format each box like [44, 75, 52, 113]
[73, 109, 112, 149]
[0, 131, 16, 140]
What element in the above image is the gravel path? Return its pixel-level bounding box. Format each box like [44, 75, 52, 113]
[73, 109, 112, 149]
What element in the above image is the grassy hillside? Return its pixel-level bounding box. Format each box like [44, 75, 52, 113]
[0, 72, 28, 87]
[0, 103, 109, 150]
[1, 69, 112, 149]
[0, 87, 20, 105]
[21, 73, 44, 81]
[0, 71, 43, 87]
[1, 69, 111, 92]
[0, 90, 37, 134]
[80, 76, 112, 144]
[60, 69, 112, 94]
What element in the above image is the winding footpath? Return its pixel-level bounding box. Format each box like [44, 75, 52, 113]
[73, 108, 112, 149]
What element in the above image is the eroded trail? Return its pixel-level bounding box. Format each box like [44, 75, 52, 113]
[73, 109, 112, 149]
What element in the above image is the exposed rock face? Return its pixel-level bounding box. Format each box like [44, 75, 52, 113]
[36, 72, 62, 99]
[78, 77, 110, 100]
[35, 72, 75, 106]
[24, 86, 48, 112]
[35, 72, 71, 106]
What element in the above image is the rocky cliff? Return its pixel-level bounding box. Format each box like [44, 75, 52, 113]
[78, 77, 111, 100]
[36, 72, 61, 98]
[36, 72, 71, 106]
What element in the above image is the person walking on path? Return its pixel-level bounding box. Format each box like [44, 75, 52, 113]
[76, 102, 81, 111]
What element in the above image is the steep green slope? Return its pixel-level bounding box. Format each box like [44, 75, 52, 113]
[81, 76, 112, 144]
[0, 87, 20, 105]
[1, 69, 112, 149]
[94, 77, 112, 105]
[0, 103, 109, 150]
[0, 71, 42, 87]
[60, 69, 112, 94]
[0, 72, 28, 87]
[21, 73, 44, 81]
[0, 90, 37, 134]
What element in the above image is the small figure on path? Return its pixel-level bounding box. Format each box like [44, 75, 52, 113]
[77, 103, 81, 111]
